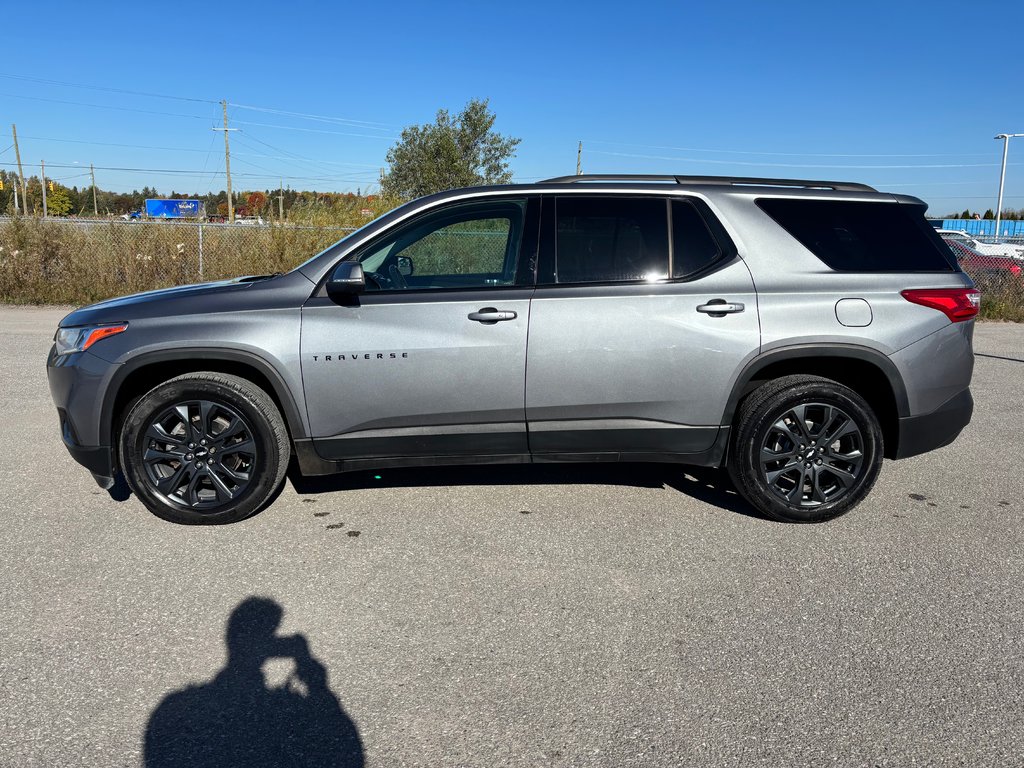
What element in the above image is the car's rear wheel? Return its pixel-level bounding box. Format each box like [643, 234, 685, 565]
[119, 372, 290, 524]
[728, 375, 883, 523]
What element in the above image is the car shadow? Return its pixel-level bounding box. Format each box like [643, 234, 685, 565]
[287, 461, 769, 521]
[144, 596, 364, 767]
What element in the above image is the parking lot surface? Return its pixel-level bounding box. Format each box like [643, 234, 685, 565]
[1, 306, 1022, 767]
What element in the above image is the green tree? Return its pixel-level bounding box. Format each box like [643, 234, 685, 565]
[45, 185, 73, 216]
[959, 209, 971, 219]
[983, 209, 995, 219]
[381, 98, 520, 199]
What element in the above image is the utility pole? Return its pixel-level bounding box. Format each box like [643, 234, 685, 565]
[277, 177, 284, 221]
[90, 163, 98, 216]
[12, 124, 27, 214]
[40, 160, 47, 218]
[576, 141, 582, 175]
[213, 100, 238, 222]
[994, 133, 1024, 240]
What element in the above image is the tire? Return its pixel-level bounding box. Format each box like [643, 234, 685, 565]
[727, 375, 883, 523]
[119, 372, 290, 525]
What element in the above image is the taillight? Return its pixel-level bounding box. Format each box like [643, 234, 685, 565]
[901, 288, 980, 322]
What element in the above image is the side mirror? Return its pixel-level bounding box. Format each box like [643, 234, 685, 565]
[326, 261, 365, 297]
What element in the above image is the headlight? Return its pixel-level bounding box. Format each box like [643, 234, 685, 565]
[54, 323, 128, 355]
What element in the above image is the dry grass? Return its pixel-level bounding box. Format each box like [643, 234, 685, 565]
[0, 218, 351, 305]
[977, 281, 1024, 322]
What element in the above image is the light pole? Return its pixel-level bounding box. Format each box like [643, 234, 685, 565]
[994, 133, 1024, 240]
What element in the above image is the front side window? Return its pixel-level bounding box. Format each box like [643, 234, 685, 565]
[357, 199, 525, 291]
[555, 197, 669, 283]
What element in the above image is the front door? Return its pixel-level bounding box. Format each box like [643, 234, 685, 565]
[301, 196, 537, 461]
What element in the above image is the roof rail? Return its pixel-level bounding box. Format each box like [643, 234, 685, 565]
[539, 174, 877, 192]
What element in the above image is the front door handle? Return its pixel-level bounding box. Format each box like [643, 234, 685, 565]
[468, 307, 517, 324]
[696, 299, 745, 317]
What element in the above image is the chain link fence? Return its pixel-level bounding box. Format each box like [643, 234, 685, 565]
[0, 217, 354, 306]
[937, 232, 1024, 321]
[1, 216, 1022, 320]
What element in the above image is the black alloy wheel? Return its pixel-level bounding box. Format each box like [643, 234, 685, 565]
[120, 372, 290, 525]
[759, 402, 865, 507]
[728, 375, 883, 523]
[141, 399, 258, 510]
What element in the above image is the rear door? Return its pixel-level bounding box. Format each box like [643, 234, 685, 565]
[525, 194, 760, 457]
[301, 196, 538, 461]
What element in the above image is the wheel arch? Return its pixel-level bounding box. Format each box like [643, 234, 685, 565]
[725, 345, 909, 460]
[104, 349, 306, 451]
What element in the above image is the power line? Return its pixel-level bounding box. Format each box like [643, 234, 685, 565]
[232, 132, 324, 172]
[927, 195, 1024, 200]
[0, 160, 378, 181]
[0, 72, 218, 104]
[21, 135, 211, 152]
[232, 119, 396, 140]
[235, 151, 377, 169]
[585, 148, 1017, 170]
[233, 131, 369, 178]
[0, 91, 210, 120]
[227, 102, 393, 130]
[197, 130, 220, 195]
[583, 139, 994, 159]
[231, 133, 328, 184]
[16, 133, 380, 168]
[0, 69, 396, 130]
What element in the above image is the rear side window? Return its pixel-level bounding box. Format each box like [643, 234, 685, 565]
[555, 197, 669, 283]
[672, 200, 723, 278]
[756, 199, 956, 272]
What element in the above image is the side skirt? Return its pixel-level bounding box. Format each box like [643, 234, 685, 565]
[292, 427, 731, 476]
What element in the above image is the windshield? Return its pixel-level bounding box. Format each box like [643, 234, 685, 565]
[289, 200, 418, 274]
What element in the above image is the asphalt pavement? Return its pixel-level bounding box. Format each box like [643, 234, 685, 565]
[1, 306, 1022, 767]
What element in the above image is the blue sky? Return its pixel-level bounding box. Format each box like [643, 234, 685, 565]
[2, 0, 1023, 215]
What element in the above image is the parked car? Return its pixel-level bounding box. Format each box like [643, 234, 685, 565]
[943, 239, 1023, 280]
[47, 174, 978, 525]
[937, 229, 1024, 259]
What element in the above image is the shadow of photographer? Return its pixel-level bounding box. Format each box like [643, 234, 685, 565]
[144, 597, 364, 767]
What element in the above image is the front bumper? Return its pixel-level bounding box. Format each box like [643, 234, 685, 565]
[894, 388, 973, 460]
[48, 346, 121, 488]
[57, 405, 116, 488]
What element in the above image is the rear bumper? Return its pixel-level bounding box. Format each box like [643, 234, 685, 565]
[894, 388, 973, 460]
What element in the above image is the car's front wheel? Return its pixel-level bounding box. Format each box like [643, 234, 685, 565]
[119, 372, 290, 524]
[728, 375, 883, 523]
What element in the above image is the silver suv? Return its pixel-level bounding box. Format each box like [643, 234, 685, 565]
[47, 174, 978, 524]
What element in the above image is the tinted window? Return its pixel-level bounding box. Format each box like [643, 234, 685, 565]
[555, 197, 669, 283]
[357, 200, 524, 291]
[757, 199, 955, 272]
[672, 200, 723, 278]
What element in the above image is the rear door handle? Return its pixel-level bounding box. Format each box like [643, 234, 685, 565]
[468, 307, 518, 324]
[696, 300, 745, 316]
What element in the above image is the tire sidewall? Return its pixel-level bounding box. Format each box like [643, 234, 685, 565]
[120, 379, 283, 525]
[734, 380, 883, 523]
